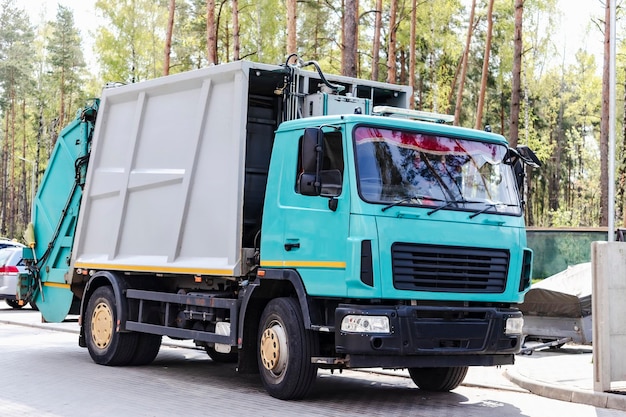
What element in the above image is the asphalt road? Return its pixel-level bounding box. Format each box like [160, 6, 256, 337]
[1, 306, 625, 417]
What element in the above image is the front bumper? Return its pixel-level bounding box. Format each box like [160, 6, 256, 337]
[335, 304, 521, 368]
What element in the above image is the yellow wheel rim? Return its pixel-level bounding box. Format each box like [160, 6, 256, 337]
[260, 323, 288, 374]
[91, 301, 113, 349]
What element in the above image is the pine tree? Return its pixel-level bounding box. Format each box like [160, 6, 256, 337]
[47, 5, 86, 136]
[0, 0, 35, 236]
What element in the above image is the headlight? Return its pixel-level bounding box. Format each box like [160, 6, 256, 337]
[340, 315, 390, 334]
[505, 317, 524, 335]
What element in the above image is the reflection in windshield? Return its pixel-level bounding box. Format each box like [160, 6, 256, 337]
[354, 126, 521, 216]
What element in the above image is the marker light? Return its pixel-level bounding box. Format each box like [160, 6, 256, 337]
[505, 317, 524, 335]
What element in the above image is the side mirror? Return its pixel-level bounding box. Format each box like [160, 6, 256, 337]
[515, 145, 541, 168]
[506, 145, 541, 193]
[298, 128, 324, 196]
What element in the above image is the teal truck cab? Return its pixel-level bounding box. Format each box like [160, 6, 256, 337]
[19, 58, 538, 400]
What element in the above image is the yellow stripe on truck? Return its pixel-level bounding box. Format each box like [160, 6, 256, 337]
[43, 282, 71, 289]
[73, 262, 235, 276]
[260, 260, 346, 269]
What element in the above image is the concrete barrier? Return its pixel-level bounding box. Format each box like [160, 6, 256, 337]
[592, 241, 626, 392]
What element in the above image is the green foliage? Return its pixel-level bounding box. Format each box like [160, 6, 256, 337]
[0, 0, 34, 106]
[95, 0, 168, 83]
[0, 0, 36, 237]
[46, 5, 88, 128]
[171, 0, 209, 71]
[0, 0, 615, 235]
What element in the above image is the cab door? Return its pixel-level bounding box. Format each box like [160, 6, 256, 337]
[261, 128, 350, 297]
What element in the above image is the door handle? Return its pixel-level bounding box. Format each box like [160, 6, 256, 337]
[284, 241, 300, 251]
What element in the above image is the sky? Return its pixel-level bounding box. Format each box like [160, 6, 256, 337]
[554, 0, 605, 70]
[14, 0, 607, 74]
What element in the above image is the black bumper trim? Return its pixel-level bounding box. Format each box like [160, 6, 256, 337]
[345, 353, 514, 368]
[335, 304, 522, 362]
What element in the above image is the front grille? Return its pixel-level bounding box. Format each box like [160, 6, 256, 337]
[392, 243, 509, 293]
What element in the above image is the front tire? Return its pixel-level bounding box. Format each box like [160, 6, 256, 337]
[258, 297, 318, 400]
[408, 366, 468, 391]
[84, 286, 138, 366]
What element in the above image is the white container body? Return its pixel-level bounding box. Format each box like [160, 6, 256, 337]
[73, 62, 254, 277]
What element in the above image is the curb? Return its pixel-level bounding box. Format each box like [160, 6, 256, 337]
[504, 368, 626, 411]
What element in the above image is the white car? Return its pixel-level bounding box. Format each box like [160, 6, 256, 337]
[0, 245, 31, 309]
[0, 239, 24, 250]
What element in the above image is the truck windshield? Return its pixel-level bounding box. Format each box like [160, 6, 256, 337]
[353, 126, 521, 216]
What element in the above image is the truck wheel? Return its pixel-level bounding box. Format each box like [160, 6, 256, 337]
[408, 366, 468, 391]
[84, 286, 138, 366]
[258, 297, 318, 400]
[205, 345, 238, 363]
[129, 333, 162, 366]
[5, 299, 24, 309]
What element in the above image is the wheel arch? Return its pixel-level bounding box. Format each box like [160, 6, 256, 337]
[237, 268, 317, 373]
[79, 271, 130, 347]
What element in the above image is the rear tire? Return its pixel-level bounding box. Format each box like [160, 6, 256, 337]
[408, 366, 468, 391]
[84, 286, 138, 366]
[129, 333, 162, 366]
[258, 297, 318, 400]
[5, 299, 24, 309]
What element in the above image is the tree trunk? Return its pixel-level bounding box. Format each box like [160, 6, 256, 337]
[37, 104, 43, 217]
[287, 0, 297, 60]
[9, 89, 16, 237]
[58, 68, 65, 143]
[475, 0, 494, 130]
[409, 0, 417, 108]
[454, 0, 476, 125]
[232, 0, 240, 60]
[549, 100, 565, 212]
[619, 68, 626, 227]
[2, 108, 8, 235]
[224, 20, 230, 62]
[21, 99, 28, 226]
[164, 0, 175, 75]
[207, 0, 217, 65]
[600, 0, 610, 226]
[509, 0, 523, 147]
[386, 0, 397, 84]
[447, 56, 463, 113]
[342, 0, 358, 77]
[371, 0, 382, 81]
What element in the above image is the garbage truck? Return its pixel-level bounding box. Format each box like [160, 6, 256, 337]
[19, 57, 539, 400]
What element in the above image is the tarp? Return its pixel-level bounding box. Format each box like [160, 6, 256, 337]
[519, 262, 592, 318]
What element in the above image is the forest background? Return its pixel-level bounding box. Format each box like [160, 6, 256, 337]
[0, 0, 622, 240]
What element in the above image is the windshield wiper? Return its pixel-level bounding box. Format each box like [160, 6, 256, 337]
[468, 202, 518, 219]
[428, 199, 514, 217]
[426, 199, 464, 216]
[468, 203, 498, 219]
[381, 194, 438, 212]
